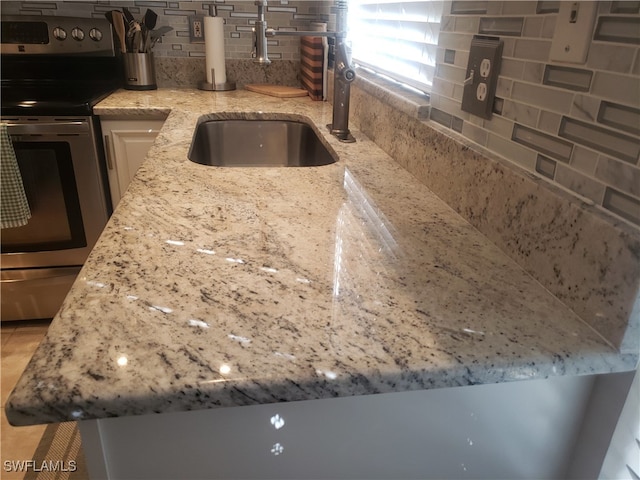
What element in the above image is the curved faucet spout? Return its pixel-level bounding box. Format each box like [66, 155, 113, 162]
[251, 0, 356, 143]
[252, 0, 271, 65]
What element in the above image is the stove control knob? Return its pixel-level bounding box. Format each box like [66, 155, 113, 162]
[89, 28, 103, 42]
[53, 27, 67, 41]
[71, 27, 85, 41]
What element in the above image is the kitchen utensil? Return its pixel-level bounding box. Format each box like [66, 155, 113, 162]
[142, 29, 152, 53]
[133, 29, 142, 53]
[150, 26, 173, 48]
[126, 20, 141, 52]
[142, 9, 158, 31]
[122, 7, 136, 27]
[104, 10, 115, 26]
[122, 7, 138, 52]
[112, 11, 127, 54]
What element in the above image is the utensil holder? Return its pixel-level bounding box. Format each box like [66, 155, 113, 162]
[123, 53, 157, 90]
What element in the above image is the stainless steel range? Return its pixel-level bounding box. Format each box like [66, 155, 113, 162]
[1, 15, 121, 321]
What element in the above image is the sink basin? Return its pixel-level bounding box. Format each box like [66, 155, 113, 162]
[188, 119, 336, 167]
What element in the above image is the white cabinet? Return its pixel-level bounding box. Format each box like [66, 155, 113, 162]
[101, 117, 166, 209]
[80, 375, 598, 479]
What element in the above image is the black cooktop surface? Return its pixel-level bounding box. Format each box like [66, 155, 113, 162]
[1, 82, 119, 117]
[1, 55, 122, 116]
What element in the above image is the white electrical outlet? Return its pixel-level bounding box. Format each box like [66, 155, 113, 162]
[194, 21, 203, 38]
[189, 15, 205, 43]
[476, 83, 487, 101]
[550, 2, 597, 64]
[480, 59, 491, 78]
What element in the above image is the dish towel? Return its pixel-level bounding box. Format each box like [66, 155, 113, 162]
[1, 123, 31, 229]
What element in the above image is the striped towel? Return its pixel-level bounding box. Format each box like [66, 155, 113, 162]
[1, 123, 31, 229]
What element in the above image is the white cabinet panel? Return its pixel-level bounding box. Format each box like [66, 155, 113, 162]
[101, 118, 166, 209]
[80, 375, 596, 479]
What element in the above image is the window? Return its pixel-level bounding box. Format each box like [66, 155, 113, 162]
[348, 0, 444, 92]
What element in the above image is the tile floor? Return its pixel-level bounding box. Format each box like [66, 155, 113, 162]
[1, 320, 50, 480]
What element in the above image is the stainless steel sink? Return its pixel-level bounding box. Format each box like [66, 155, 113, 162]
[188, 119, 337, 167]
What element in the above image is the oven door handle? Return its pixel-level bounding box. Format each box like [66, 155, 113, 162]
[1, 266, 81, 283]
[4, 121, 90, 136]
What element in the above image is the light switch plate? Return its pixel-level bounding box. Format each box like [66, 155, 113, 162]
[461, 35, 503, 120]
[550, 2, 597, 64]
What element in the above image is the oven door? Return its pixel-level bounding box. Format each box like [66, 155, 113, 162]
[1, 117, 110, 320]
[1, 118, 109, 268]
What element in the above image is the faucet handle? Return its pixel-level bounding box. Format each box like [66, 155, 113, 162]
[342, 68, 356, 82]
[335, 43, 356, 82]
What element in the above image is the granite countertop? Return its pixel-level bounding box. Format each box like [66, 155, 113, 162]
[6, 89, 637, 426]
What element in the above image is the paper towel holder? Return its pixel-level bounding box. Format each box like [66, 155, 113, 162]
[199, 68, 236, 91]
[198, 5, 236, 91]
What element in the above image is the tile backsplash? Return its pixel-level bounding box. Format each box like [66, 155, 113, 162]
[0, 1, 330, 61]
[432, 0, 640, 227]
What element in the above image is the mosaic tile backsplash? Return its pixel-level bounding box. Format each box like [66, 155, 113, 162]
[0, 1, 331, 61]
[431, 0, 640, 227]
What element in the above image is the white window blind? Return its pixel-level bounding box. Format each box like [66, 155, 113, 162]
[348, 0, 443, 92]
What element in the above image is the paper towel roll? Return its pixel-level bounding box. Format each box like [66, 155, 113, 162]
[204, 16, 226, 85]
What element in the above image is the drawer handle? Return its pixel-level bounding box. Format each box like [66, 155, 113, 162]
[104, 135, 114, 170]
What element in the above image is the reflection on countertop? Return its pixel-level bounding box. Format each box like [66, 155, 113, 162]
[6, 88, 637, 427]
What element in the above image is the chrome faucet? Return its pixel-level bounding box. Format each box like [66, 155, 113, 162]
[252, 0, 356, 143]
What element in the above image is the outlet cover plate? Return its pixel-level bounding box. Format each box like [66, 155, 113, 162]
[550, 2, 597, 64]
[189, 15, 205, 44]
[461, 35, 503, 120]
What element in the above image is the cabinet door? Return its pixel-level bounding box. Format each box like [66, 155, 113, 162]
[102, 119, 165, 209]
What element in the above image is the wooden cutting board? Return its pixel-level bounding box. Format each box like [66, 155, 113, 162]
[245, 84, 308, 98]
[300, 36, 324, 101]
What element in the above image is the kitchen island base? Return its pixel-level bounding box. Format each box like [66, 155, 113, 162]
[79, 374, 602, 479]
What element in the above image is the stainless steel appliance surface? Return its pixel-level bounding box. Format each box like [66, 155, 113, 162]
[1, 15, 122, 321]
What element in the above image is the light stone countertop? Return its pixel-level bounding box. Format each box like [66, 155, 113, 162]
[6, 89, 638, 426]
